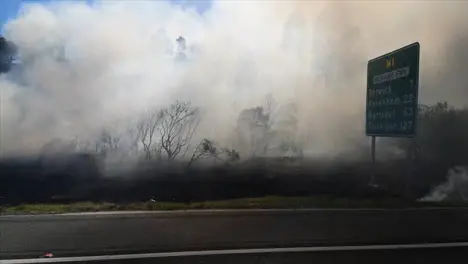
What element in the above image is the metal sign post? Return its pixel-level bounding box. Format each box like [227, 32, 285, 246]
[366, 42, 420, 186]
[370, 136, 376, 186]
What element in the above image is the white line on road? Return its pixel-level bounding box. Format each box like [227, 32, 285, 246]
[2, 242, 468, 264]
[2, 207, 468, 219]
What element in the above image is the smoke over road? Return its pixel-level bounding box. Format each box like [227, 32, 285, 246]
[1, 0, 468, 159]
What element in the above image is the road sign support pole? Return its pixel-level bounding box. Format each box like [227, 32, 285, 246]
[405, 138, 416, 196]
[370, 136, 376, 186]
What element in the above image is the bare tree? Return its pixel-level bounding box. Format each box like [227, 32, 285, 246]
[95, 130, 121, 157]
[159, 101, 199, 160]
[221, 147, 240, 163]
[71, 137, 93, 153]
[263, 93, 276, 117]
[102, 131, 120, 151]
[188, 139, 240, 167]
[125, 124, 141, 156]
[188, 139, 218, 167]
[137, 110, 164, 160]
[261, 93, 285, 155]
[236, 105, 271, 157]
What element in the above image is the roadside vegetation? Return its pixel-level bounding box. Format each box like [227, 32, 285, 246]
[2, 100, 468, 209]
[1, 196, 466, 215]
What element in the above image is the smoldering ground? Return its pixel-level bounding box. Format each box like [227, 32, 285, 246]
[1, 1, 468, 202]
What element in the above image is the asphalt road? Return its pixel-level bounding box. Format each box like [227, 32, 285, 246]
[3, 245, 468, 264]
[2, 208, 468, 259]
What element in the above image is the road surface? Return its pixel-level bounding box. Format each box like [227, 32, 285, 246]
[3, 244, 468, 264]
[1, 208, 468, 259]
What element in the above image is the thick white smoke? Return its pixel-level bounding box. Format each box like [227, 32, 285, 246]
[1, 1, 468, 159]
[421, 166, 468, 202]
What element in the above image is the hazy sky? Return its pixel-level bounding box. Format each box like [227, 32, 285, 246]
[1, 1, 468, 159]
[0, 0, 212, 32]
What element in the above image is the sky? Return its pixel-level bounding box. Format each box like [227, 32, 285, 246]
[2, 0, 468, 160]
[0, 0, 212, 32]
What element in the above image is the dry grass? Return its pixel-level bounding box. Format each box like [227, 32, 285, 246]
[1, 195, 461, 215]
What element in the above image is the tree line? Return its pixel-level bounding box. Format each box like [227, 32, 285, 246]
[0, 36, 16, 74]
[379, 101, 468, 196]
[41, 100, 242, 167]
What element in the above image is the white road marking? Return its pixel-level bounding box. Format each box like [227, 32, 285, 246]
[2, 207, 468, 219]
[2, 242, 468, 264]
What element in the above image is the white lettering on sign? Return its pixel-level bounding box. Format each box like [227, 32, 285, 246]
[372, 66, 410, 84]
[403, 93, 415, 104]
[368, 85, 392, 98]
[367, 109, 396, 121]
[403, 107, 414, 117]
[368, 121, 414, 132]
[400, 121, 413, 131]
[368, 96, 401, 107]
[367, 122, 398, 131]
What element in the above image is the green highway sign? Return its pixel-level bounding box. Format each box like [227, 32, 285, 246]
[366, 42, 420, 137]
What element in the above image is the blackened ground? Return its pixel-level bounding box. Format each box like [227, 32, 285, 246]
[0, 154, 453, 205]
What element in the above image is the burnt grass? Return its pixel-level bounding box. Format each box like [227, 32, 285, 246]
[0, 153, 455, 207]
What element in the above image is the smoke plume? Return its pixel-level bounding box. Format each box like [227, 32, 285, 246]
[421, 166, 468, 202]
[1, 0, 468, 159]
